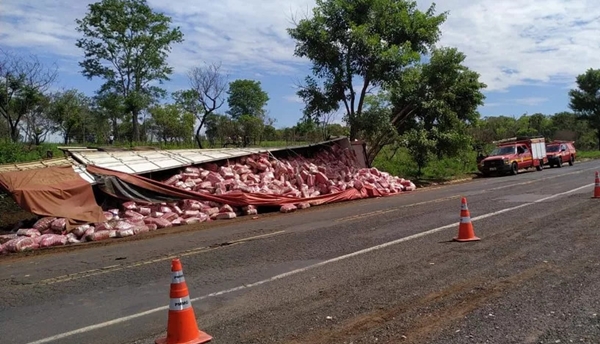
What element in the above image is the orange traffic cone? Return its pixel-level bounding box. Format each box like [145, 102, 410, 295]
[594, 171, 600, 199]
[156, 258, 212, 344]
[453, 197, 480, 242]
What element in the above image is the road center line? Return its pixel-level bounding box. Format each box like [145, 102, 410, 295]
[337, 165, 599, 223]
[37, 230, 287, 285]
[26, 182, 594, 344]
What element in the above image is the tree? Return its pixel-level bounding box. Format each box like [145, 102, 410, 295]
[94, 90, 126, 142]
[288, 0, 447, 140]
[368, 47, 486, 163]
[238, 114, 264, 146]
[226, 79, 269, 119]
[356, 92, 398, 164]
[569, 68, 600, 150]
[148, 104, 194, 144]
[21, 95, 56, 145]
[403, 126, 436, 177]
[48, 90, 91, 144]
[0, 50, 58, 142]
[175, 62, 228, 148]
[75, 0, 184, 143]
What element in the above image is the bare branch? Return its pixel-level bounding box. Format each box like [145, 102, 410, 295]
[185, 61, 228, 148]
[188, 62, 228, 116]
[0, 49, 58, 142]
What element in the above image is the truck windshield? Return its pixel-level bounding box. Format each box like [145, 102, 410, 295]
[490, 146, 516, 155]
[546, 145, 560, 152]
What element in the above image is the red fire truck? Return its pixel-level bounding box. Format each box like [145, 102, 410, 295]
[477, 137, 548, 177]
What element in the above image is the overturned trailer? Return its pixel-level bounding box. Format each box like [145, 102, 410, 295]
[0, 138, 414, 254]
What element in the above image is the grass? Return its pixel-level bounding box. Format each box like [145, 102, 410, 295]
[372, 146, 479, 183]
[0, 142, 64, 165]
[577, 150, 600, 160]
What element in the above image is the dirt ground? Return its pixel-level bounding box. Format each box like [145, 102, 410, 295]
[0, 195, 36, 232]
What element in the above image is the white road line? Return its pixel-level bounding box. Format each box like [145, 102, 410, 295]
[26, 182, 594, 344]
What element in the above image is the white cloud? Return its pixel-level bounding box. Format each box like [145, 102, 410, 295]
[433, 0, 600, 92]
[1, 0, 599, 96]
[283, 94, 303, 103]
[513, 97, 549, 106]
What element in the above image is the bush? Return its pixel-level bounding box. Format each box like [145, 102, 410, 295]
[373, 146, 478, 180]
[0, 143, 63, 164]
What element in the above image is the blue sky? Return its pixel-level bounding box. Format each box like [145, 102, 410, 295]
[1, 0, 597, 135]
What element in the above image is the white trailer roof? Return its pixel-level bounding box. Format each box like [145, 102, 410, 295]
[65, 138, 349, 175]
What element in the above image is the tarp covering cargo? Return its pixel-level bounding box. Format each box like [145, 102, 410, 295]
[87, 164, 385, 207]
[0, 165, 105, 228]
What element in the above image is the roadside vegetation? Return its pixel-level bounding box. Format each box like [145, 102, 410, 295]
[1, 0, 600, 182]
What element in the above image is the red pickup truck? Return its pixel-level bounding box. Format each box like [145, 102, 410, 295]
[545, 140, 576, 167]
[477, 137, 548, 177]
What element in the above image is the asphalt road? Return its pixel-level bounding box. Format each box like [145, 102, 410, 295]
[1, 161, 600, 344]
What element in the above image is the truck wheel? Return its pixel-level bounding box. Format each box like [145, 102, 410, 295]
[510, 162, 518, 175]
[536, 160, 543, 171]
[557, 159, 563, 168]
[569, 155, 574, 166]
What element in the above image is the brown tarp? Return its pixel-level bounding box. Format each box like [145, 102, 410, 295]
[0, 165, 105, 229]
[87, 165, 391, 207]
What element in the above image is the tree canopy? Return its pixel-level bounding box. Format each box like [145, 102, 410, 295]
[569, 68, 600, 150]
[226, 79, 269, 119]
[288, 0, 448, 139]
[75, 0, 184, 142]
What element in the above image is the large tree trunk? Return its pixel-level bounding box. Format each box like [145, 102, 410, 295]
[597, 129, 600, 151]
[195, 116, 209, 149]
[349, 124, 358, 141]
[10, 123, 19, 143]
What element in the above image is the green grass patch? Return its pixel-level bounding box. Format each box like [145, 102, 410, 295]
[372, 146, 478, 181]
[0, 143, 64, 165]
[577, 150, 600, 160]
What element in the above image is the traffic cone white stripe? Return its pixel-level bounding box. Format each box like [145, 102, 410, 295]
[171, 271, 185, 284]
[460, 203, 468, 210]
[169, 295, 192, 311]
[460, 216, 471, 223]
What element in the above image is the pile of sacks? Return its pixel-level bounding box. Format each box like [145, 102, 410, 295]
[0, 199, 256, 254]
[163, 144, 415, 198]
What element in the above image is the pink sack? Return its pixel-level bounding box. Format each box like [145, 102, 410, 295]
[71, 225, 90, 238]
[124, 210, 144, 221]
[215, 212, 236, 220]
[114, 221, 134, 231]
[38, 234, 68, 248]
[0, 234, 17, 244]
[219, 204, 234, 213]
[17, 228, 41, 238]
[122, 201, 138, 210]
[33, 217, 56, 231]
[3, 237, 38, 253]
[296, 202, 311, 209]
[104, 212, 114, 221]
[280, 204, 297, 213]
[138, 207, 152, 216]
[50, 218, 67, 233]
[116, 229, 135, 238]
[86, 230, 111, 242]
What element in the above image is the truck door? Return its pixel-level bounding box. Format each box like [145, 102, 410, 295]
[560, 144, 567, 162]
[517, 145, 530, 168]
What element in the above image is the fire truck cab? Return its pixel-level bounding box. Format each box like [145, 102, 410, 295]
[478, 137, 548, 177]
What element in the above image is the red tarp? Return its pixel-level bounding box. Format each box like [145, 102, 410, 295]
[86, 165, 390, 207]
[0, 165, 106, 228]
